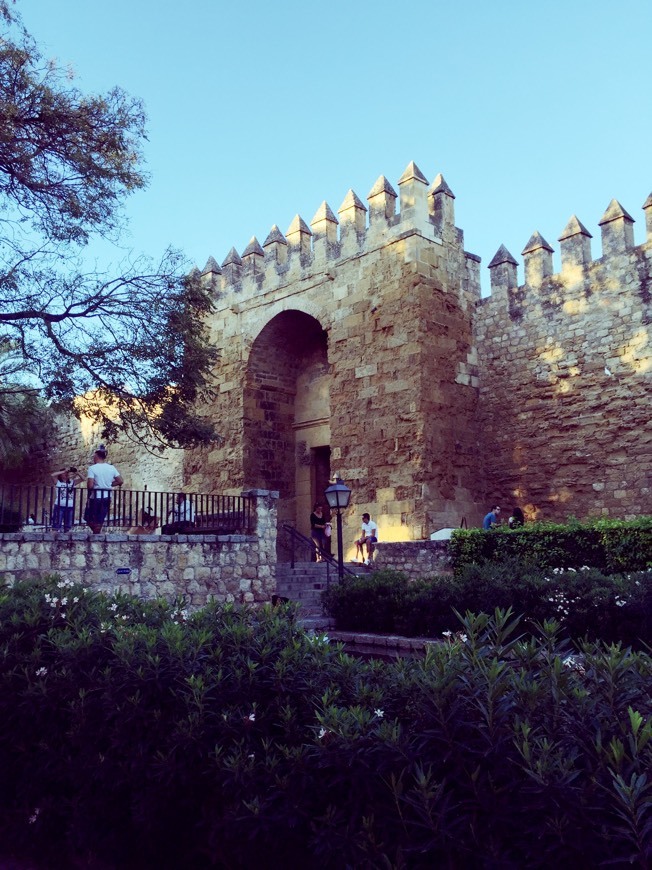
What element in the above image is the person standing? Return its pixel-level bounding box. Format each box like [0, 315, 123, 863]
[482, 505, 501, 530]
[85, 446, 123, 534]
[310, 503, 327, 562]
[355, 512, 378, 565]
[50, 466, 82, 531]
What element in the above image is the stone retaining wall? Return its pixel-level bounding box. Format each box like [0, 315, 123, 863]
[0, 489, 278, 609]
[373, 540, 452, 578]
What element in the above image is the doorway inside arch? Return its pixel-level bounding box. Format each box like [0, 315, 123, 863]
[243, 310, 330, 548]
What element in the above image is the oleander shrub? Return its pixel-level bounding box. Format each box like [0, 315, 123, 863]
[2, 577, 652, 868]
[449, 516, 652, 576]
[323, 564, 652, 645]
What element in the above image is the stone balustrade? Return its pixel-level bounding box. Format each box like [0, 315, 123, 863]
[0, 489, 278, 609]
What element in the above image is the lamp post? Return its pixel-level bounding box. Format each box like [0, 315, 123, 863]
[324, 475, 352, 581]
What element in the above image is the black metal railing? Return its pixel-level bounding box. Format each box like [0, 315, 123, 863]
[0, 484, 254, 535]
[279, 523, 357, 582]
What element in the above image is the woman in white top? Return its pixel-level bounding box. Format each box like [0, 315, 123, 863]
[85, 446, 123, 534]
[49, 466, 82, 531]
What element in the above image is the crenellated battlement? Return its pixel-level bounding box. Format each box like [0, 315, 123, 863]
[198, 161, 479, 304]
[485, 191, 652, 308]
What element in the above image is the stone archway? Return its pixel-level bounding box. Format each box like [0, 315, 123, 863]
[243, 310, 330, 534]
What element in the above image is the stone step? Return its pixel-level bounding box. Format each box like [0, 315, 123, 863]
[299, 615, 335, 632]
[275, 560, 372, 624]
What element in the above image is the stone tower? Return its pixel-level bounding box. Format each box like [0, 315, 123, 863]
[185, 161, 485, 548]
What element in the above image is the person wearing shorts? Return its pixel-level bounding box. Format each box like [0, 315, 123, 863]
[85, 446, 123, 534]
[355, 512, 378, 565]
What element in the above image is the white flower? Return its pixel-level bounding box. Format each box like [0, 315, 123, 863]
[318, 727, 327, 739]
[442, 630, 452, 638]
[35, 667, 47, 677]
[248, 712, 256, 722]
[109, 603, 118, 612]
[60, 597, 67, 606]
[374, 708, 384, 718]
[615, 599, 626, 607]
[458, 633, 468, 643]
[580, 566, 590, 571]
[28, 808, 40, 824]
[73, 596, 79, 603]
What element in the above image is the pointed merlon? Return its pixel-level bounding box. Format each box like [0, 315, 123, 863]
[242, 236, 264, 258]
[339, 189, 368, 212]
[488, 245, 518, 268]
[367, 176, 397, 199]
[429, 173, 455, 199]
[522, 231, 554, 256]
[287, 214, 312, 236]
[558, 215, 592, 242]
[398, 161, 428, 185]
[598, 199, 635, 226]
[202, 255, 222, 276]
[643, 193, 652, 209]
[311, 201, 339, 224]
[188, 266, 201, 279]
[222, 247, 243, 267]
[263, 225, 288, 247]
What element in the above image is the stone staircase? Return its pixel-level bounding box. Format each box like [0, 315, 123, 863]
[275, 560, 370, 630]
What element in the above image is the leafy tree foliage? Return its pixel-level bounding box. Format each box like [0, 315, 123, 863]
[0, 2, 217, 450]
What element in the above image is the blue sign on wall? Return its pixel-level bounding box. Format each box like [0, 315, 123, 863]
[115, 567, 132, 575]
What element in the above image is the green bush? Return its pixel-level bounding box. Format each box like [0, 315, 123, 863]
[1, 579, 652, 868]
[449, 515, 652, 576]
[323, 564, 652, 645]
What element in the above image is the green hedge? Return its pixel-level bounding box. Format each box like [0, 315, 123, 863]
[1, 578, 652, 867]
[449, 515, 652, 576]
[323, 564, 652, 645]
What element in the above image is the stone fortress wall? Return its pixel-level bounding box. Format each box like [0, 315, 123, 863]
[477, 194, 652, 520]
[10, 163, 650, 550]
[4, 401, 184, 495]
[184, 161, 651, 546]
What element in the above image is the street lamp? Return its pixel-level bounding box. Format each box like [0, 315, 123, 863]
[324, 475, 352, 581]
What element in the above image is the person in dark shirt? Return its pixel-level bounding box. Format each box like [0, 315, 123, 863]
[310, 503, 327, 562]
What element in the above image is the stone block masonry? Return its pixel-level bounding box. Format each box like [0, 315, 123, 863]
[478, 197, 652, 521]
[0, 490, 278, 608]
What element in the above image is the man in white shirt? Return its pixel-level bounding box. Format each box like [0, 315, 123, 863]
[85, 446, 123, 534]
[355, 512, 378, 565]
[162, 493, 196, 534]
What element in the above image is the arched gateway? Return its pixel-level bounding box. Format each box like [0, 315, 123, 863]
[243, 310, 331, 533]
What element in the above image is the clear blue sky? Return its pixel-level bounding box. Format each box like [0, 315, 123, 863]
[22, 0, 652, 295]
